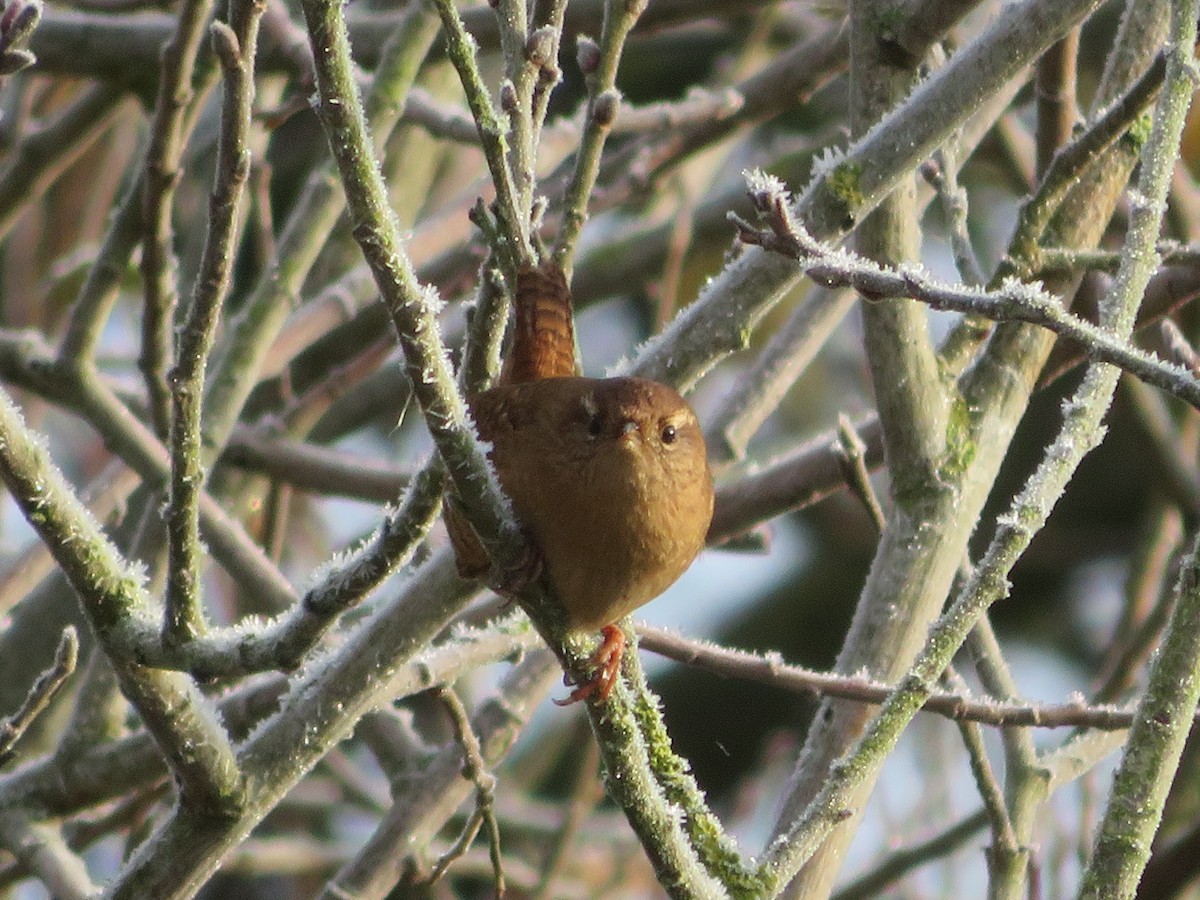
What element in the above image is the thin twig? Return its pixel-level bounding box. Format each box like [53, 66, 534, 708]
[703, 278, 856, 464]
[495, 0, 533, 226]
[430, 0, 532, 270]
[1038, 240, 1200, 275]
[56, 172, 146, 365]
[1038, 262, 1200, 387]
[922, 140, 986, 287]
[0, 83, 126, 244]
[709, 415, 885, 543]
[551, 0, 648, 275]
[1158, 318, 1200, 377]
[458, 249, 510, 394]
[0, 812, 98, 900]
[317, 648, 554, 900]
[163, 4, 263, 649]
[1122, 376, 1200, 515]
[965, 612, 1041, 898]
[735, 176, 1200, 415]
[528, 0, 567, 157]
[835, 413, 885, 532]
[613, 86, 744, 135]
[639, 626, 1160, 731]
[139, 0, 220, 440]
[221, 426, 414, 502]
[429, 808, 485, 886]
[1035, 30, 1079, 177]
[402, 86, 480, 143]
[1092, 506, 1182, 703]
[0, 628, 78, 766]
[430, 686, 505, 896]
[1010, 50, 1166, 271]
[941, 667, 1018, 852]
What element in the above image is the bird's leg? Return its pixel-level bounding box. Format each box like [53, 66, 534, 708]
[554, 624, 626, 706]
[489, 526, 545, 604]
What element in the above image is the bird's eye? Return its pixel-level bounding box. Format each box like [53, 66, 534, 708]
[661, 423, 677, 444]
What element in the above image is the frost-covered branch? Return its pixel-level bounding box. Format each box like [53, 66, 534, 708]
[551, 0, 647, 274]
[765, 0, 1190, 886]
[301, 0, 520, 576]
[630, 0, 1104, 390]
[163, 1, 263, 650]
[0, 385, 245, 817]
[639, 627, 1168, 731]
[430, 0, 532, 270]
[139, 0, 219, 441]
[322, 655, 557, 898]
[1075, 0, 1200, 890]
[125, 461, 446, 678]
[107, 592, 535, 896]
[734, 173, 1200, 413]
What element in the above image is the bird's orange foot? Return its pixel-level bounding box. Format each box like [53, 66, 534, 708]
[554, 625, 626, 706]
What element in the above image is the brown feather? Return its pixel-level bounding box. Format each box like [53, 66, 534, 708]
[462, 376, 713, 632]
[499, 262, 578, 383]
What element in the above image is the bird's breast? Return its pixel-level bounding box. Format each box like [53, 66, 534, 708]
[518, 440, 711, 631]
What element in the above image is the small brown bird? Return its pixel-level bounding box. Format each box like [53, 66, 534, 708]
[448, 264, 713, 703]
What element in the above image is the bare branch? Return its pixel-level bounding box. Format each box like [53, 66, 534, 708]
[0, 628, 78, 766]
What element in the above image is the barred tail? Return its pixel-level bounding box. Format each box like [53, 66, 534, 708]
[501, 261, 578, 383]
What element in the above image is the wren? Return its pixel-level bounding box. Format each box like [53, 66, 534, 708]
[447, 263, 713, 703]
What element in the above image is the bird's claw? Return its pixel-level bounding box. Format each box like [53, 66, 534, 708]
[554, 625, 626, 706]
